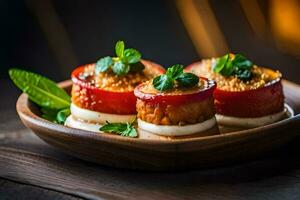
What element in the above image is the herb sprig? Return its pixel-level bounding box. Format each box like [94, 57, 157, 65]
[153, 64, 199, 91]
[9, 68, 71, 124]
[95, 41, 145, 76]
[100, 120, 138, 137]
[213, 54, 253, 81]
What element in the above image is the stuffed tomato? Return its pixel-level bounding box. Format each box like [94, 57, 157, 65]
[186, 54, 285, 128]
[65, 41, 164, 131]
[134, 64, 217, 136]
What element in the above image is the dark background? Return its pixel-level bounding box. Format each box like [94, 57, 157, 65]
[1, 0, 300, 83]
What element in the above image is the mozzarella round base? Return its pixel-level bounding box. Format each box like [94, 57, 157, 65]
[216, 104, 293, 128]
[137, 117, 217, 136]
[65, 115, 102, 132]
[70, 103, 136, 124]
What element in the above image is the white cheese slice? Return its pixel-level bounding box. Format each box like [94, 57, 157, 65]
[70, 103, 136, 124]
[137, 117, 216, 136]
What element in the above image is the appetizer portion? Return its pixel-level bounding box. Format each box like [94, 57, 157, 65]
[186, 54, 285, 127]
[9, 68, 139, 138]
[66, 41, 164, 131]
[134, 65, 217, 136]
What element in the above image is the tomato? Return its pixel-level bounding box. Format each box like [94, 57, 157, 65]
[186, 61, 285, 117]
[71, 60, 165, 115]
[134, 78, 216, 106]
[214, 80, 284, 117]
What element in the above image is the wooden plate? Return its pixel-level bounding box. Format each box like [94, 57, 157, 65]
[16, 80, 300, 171]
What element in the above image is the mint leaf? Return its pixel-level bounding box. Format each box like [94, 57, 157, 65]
[213, 54, 253, 81]
[122, 124, 137, 137]
[9, 68, 70, 109]
[222, 61, 235, 76]
[96, 40, 144, 76]
[123, 48, 141, 64]
[232, 54, 253, 69]
[213, 54, 229, 73]
[152, 64, 199, 91]
[153, 74, 174, 91]
[100, 123, 126, 132]
[166, 64, 184, 80]
[95, 56, 113, 74]
[100, 121, 138, 137]
[235, 68, 252, 81]
[112, 61, 130, 75]
[115, 41, 125, 58]
[176, 73, 199, 87]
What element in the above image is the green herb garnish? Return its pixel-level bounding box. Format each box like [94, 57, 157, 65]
[56, 108, 71, 124]
[213, 53, 253, 81]
[100, 120, 138, 138]
[9, 68, 71, 124]
[95, 40, 145, 75]
[153, 64, 199, 91]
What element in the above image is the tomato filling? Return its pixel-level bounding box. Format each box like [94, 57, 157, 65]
[134, 78, 216, 125]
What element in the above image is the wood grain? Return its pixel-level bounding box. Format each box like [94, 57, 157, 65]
[0, 178, 83, 200]
[15, 80, 300, 171]
[2, 140, 300, 200]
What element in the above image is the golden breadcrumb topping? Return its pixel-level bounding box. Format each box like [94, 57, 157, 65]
[188, 59, 281, 92]
[140, 79, 206, 95]
[79, 64, 160, 92]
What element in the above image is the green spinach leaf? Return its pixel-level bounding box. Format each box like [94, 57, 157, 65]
[9, 69, 70, 109]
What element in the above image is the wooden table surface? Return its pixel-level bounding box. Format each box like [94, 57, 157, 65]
[1, 78, 300, 200]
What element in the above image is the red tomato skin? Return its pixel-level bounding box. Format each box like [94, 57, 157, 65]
[214, 80, 284, 117]
[134, 78, 216, 107]
[71, 60, 165, 115]
[185, 61, 285, 118]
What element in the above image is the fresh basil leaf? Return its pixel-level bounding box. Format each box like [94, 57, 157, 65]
[129, 62, 145, 73]
[9, 68, 70, 109]
[213, 54, 253, 81]
[232, 54, 253, 69]
[222, 61, 235, 76]
[235, 68, 252, 81]
[112, 61, 130, 75]
[176, 73, 199, 87]
[100, 121, 138, 138]
[153, 74, 174, 91]
[100, 122, 127, 132]
[123, 48, 141, 64]
[122, 123, 138, 137]
[95, 56, 113, 74]
[213, 54, 229, 73]
[166, 64, 184, 80]
[115, 41, 125, 58]
[95, 40, 144, 76]
[56, 107, 71, 124]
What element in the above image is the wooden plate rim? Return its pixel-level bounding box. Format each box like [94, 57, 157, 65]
[16, 79, 300, 146]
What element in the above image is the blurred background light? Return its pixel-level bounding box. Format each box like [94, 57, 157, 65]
[1, 0, 299, 84]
